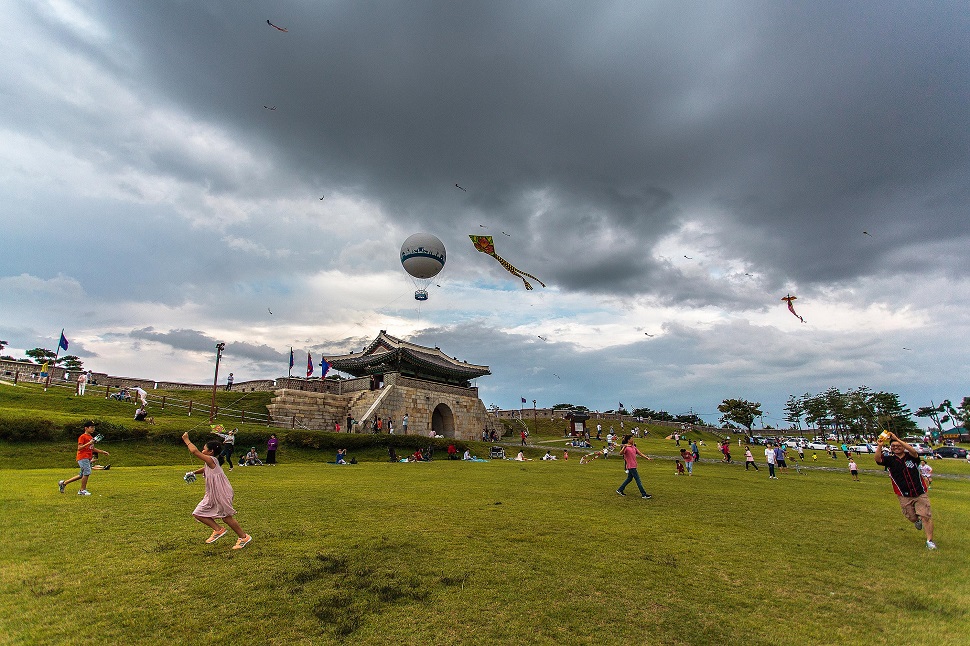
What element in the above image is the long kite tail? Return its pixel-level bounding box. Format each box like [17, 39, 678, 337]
[489, 251, 546, 290]
[786, 301, 805, 323]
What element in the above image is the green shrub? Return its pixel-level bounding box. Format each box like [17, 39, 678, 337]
[0, 416, 60, 441]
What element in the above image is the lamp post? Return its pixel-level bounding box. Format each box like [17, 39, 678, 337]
[533, 399, 537, 441]
[210, 342, 225, 421]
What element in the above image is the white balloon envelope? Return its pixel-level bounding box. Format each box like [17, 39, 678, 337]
[400, 233, 446, 300]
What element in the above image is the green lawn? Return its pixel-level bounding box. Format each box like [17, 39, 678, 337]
[2, 443, 969, 645]
[2, 380, 969, 644]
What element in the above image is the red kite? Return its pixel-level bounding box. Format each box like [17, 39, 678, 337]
[267, 20, 288, 32]
[781, 294, 805, 323]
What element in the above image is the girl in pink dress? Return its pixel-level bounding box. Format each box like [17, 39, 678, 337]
[182, 432, 252, 549]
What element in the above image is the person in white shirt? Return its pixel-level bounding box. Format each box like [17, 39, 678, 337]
[765, 443, 778, 479]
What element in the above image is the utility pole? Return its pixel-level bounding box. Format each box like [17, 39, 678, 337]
[210, 342, 225, 421]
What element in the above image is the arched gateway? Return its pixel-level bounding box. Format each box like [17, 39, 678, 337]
[267, 330, 496, 442]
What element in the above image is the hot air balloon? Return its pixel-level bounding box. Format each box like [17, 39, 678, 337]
[400, 233, 446, 301]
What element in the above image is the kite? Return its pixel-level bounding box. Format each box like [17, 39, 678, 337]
[268, 308, 273, 315]
[267, 20, 288, 32]
[552, 373, 561, 379]
[863, 231, 873, 237]
[501, 231, 511, 237]
[781, 294, 805, 323]
[902, 347, 912, 351]
[319, 196, 325, 200]
[469, 235, 545, 290]
[537, 335, 547, 341]
[263, 105, 277, 111]
[644, 333, 654, 337]
[455, 183, 467, 192]
[684, 255, 693, 259]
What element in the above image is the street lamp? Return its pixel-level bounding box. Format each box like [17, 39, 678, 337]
[533, 399, 537, 442]
[210, 342, 225, 421]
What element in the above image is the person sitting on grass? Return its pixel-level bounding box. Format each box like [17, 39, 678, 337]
[133, 406, 155, 424]
[90, 452, 111, 471]
[542, 450, 557, 460]
[675, 460, 685, 475]
[515, 450, 532, 461]
[245, 447, 262, 466]
[409, 449, 424, 462]
[336, 448, 348, 465]
[462, 449, 472, 460]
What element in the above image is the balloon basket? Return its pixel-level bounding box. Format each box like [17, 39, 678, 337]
[414, 290, 428, 301]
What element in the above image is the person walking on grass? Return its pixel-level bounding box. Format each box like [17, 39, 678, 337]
[765, 442, 778, 479]
[182, 432, 251, 550]
[849, 458, 860, 481]
[616, 435, 653, 499]
[59, 421, 109, 495]
[680, 448, 694, 475]
[744, 445, 759, 471]
[875, 432, 936, 550]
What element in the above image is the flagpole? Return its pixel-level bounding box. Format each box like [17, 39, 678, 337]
[45, 328, 64, 392]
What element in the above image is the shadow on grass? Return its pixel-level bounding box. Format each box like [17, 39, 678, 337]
[291, 543, 465, 638]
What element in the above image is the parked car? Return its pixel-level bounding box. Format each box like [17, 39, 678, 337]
[807, 442, 834, 451]
[785, 439, 807, 449]
[848, 444, 876, 454]
[907, 442, 934, 456]
[933, 446, 968, 459]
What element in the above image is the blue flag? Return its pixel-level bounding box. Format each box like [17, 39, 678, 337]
[58, 332, 69, 351]
[289, 348, 294, 369]
[320, 357, 331, 378]
[521, 397, 527, 404]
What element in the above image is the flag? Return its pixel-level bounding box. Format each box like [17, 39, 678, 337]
[58, 332, 69, 351]
[320, 357, 331, 378]
[521, 397, 527, 404]
[289, 348, 294, 369]
[619, 402, 624, 409]
[306, 352, 313, 377]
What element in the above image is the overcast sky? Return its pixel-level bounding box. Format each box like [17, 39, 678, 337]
[2, 1, 968, 426]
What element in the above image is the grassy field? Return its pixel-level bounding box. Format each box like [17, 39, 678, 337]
[2, 381, 969, 645]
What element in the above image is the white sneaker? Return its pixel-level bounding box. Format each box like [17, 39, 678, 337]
[926, 540, 937, 550]
[77, 490, 92, 496]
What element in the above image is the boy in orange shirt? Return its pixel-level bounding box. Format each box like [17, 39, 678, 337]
[58, 421, 109, 495]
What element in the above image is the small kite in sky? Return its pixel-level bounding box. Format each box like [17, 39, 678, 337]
[455, 183, 467, 192]
[644, 333, 654, 337]
[469, 235, 545, 290]
[744, 272, 753, 277]
[684, 255, 693, 259]
[319, 196, 325, 200]
[268, 308, 273, 315]
[538, 335, 547, 341]
[863, 231, 873, 237]
[903, 347, 912, 351]
[501, 231, 511, 237]
[781, 294, 805, 323]
[552, 373, 561, 379]
[263, 105, 277, 111]
[267, 20, 288, 32]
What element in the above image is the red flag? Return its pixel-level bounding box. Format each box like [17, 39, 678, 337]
[306, 352, 313, 377]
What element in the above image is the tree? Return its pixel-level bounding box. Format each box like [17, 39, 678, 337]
[59, 355, 83, 371]
[25, 348, 56, 364]
[717, 398, 762, 434]
[783, 394, 805, 430]
[0, 340, 7, 352]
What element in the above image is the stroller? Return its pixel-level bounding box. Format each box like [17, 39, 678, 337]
[489, 446, 506, 459]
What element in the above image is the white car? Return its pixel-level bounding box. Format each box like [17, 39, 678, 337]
[807, 442, 834, 451]
[848, 444, 876, 454]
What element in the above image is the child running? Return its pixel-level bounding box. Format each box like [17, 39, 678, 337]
[182, 432, 251, 549]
